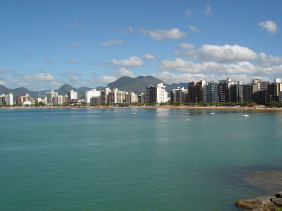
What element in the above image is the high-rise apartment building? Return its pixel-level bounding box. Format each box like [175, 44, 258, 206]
[187, 80, 206, 103]
[230, 83, 243, 103]
[203, 81, 219, 103]
[170, 87, 187, 103]
[46, 90, 58, 105]
[100, 88, 110, 105]
[145, 83, 168, 104]
[5, 93, 14, 105]
[68, 90, 78, 104]
[85, 89, 101, 104]
[266, 78, 282, 104]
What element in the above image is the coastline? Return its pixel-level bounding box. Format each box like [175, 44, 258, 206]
[1, 105, 282, 111]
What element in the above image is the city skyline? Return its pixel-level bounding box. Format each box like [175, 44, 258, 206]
[0, 0, 281, 90]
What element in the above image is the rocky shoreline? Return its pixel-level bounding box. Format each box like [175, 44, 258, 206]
[236, 191, 282, 211]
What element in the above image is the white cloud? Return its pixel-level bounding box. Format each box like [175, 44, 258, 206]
[98, 75, 117, 84]
[189, 25, 201, 32]
[24, 73, 54, 82]
[259, 20, 278, 35]
[204, 5, 212, 15]
[154, 71, 271, 85]
[43, 58, 54, 64]
[160, 57, 282, 76]
[186, 9, 193, 17]
[116, 68, 135, 77]
[140, 28, 186, 40]
[111, 56, 144, 67]
[0, 80, 6, 85]
[0, 68, 10, 74]
[143, 54, 155, 60]
[68, 44, 83, 48]
[179, 43, 195, 50]
[258, 53, 282, 66]
[101, 40, 124, 46]
[176, 44, 258, 63]
[69, 58, 78, 64]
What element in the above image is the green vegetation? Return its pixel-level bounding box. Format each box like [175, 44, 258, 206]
[275, 207, 282, 211]
[270, 102, 282, 107]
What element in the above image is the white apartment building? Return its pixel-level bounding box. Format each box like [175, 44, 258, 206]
[156, 83, 168, 103]
[85, 89, 101, 104]
[68, 90, 78, 104]
[53, 95, 66, 105]
[46, 90, 58, 105]
[130, 92, 138, 103]
[5, 93, 14, 105]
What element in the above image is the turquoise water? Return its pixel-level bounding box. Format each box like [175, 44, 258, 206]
[1, 108, 282, 211]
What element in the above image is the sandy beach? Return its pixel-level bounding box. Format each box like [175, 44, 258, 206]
[1, 105, 282, 111]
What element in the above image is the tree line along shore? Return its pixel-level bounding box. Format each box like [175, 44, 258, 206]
[1, 103, 282, 111]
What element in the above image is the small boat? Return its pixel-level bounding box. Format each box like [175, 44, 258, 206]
[243, 108, 249, 117]
[184, 118, 191, 121]
[182, 112, 189, 115]
[209, 112, 215, 115]
[131, 112, 137, 115]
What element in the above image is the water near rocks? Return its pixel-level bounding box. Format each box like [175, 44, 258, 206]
[1, 108, 282, 211]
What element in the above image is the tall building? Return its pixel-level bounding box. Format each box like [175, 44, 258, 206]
[5, 93, 14, 105]
[187, 80, 206, 103]
[203, 81, 219, 103]
[53, 95, 66, 105]
[0, 94, 6, 105]
[100, 88, 110, 105]
[230, 83, 243, 103]
[243, 84, 253, 102]
[85, 89, 101, 104]
[138, 93, 146, 104]
[145, 83, 168, 104]
[129, 92, 138, 103]
[253, 90, 267, 105]
[266, 78, 282, 104]
[251, 79, 269, 105]
[46, 90, 58, 105]
[67, 90, 78, 104]
[170, 87, 187, 103]
[218, 79, 232, 103]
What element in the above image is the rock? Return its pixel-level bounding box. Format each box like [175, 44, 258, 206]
[235, 196, 276, 210]
[275, 191, 282, 198]
[253, 208, 272, 211]
[271, 197, 282, 206]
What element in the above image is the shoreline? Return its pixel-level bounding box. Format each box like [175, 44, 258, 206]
[1, 105, 282, 111]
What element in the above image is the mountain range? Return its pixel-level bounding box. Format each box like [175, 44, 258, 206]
[0, 76, 187, 99]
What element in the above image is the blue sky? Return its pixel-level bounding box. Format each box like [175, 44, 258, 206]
[0, 0, 281, 90]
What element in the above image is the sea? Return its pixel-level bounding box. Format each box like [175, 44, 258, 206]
[0, 108, 282, 211]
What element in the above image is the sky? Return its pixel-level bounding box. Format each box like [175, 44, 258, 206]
[0, 0, 281, 90]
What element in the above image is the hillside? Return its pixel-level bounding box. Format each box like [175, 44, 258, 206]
[107, 76, 165, 94]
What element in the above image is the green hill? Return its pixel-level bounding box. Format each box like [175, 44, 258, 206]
[107, 76, 165, 94]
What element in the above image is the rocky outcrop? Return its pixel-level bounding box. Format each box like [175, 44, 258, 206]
[235, 191, 282, 211]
